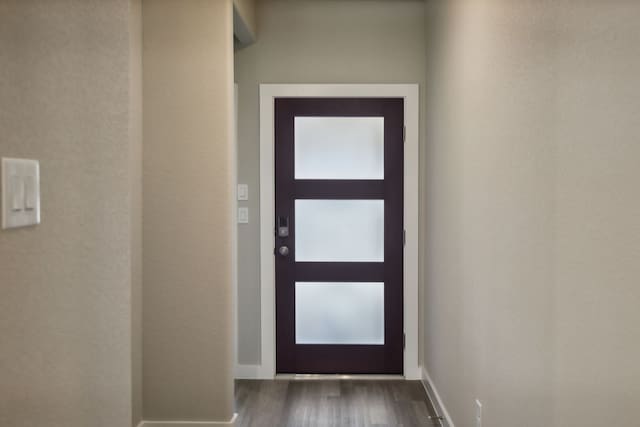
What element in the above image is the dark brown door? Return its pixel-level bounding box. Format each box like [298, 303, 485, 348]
[275, 98, 404, 374]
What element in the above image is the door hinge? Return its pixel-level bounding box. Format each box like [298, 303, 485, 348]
[403, 333, 406, 350]
[403, 229, 406, 247]
[403, 125, 406, 143]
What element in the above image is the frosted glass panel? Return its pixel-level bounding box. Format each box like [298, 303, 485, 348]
[295, 117, 384, 179]
[296, 282, 384, 345]
[295, 199, 384, 262]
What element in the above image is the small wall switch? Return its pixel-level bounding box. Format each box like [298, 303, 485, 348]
[10, 175, 23, 211]
[238, 207, 249, 224]
[2, 158, 40, 229]
[475, 399, 482, 427]
[24, 175, 37, 210]
[237, 184, 249, 201]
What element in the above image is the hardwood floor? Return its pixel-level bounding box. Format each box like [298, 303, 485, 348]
[235, 379, 442, 427]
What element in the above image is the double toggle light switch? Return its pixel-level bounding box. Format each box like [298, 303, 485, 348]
[2, 158, 41, 229]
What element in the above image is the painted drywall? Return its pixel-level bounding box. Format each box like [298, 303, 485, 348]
[234, 0, 426, 366]
[553, 2, 640, 425]
[0, 0, 139, 426]
[142, 0, 235, 422]
[423, 1, 640, 426]
[423, 2, 556, 425]
[129, 0, 143, 425]
[234, 0, 257, 39]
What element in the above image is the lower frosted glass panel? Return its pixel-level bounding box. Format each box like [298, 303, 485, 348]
[295, 282, 384, 345]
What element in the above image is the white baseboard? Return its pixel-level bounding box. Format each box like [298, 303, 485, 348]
[421, 367, 455, 427]
[138, 413, 237, 427]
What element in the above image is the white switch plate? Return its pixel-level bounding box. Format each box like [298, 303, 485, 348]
[2, 157, 40, 229]
[238, 207, 249, 224]
[475, 399, 482, 427]
[237, 184, 249, 201]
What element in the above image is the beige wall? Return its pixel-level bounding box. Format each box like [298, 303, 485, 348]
[423, 2, 556, 425]
[0, 1, 139, 426]
[234, 0, 426, 366]
[129, 0, 143, 425]
[554, 2, 640, 425]
[423, 1, 640, 426]
[142, 0, 235, 422]
[234, 0, 257, 38]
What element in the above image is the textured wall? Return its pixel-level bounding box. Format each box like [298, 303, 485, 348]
[234, 0, 257, 37]
[423, 2, 556, 425]
[142, 0, 235, 421]
[234, 0, 427, 366]
[423, 1, 640, 426]
[0, 1, 137, 426]
[553, 2, 640, 425]
[129, 0, 143, 425]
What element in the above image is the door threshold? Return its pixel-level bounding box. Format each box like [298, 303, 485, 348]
[275, 374, 405, 381]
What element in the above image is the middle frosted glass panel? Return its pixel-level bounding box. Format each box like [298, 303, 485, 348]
[295, 199, 384, 262]
[295, 117, 384, 180]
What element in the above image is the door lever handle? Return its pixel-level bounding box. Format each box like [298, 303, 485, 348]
[278, 246, 290, 257]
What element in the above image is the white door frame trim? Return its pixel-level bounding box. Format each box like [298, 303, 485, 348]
[257, 84, 420, 380]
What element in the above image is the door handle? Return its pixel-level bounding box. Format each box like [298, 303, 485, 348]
[278, 246, 290, 257]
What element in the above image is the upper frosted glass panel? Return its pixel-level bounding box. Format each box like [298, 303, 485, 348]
[296, 282, 385, 345]
[294, 117, 384, 180]
[295, 199, 384, 262]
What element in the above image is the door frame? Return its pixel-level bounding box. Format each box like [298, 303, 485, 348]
[258, 84, 420, 379]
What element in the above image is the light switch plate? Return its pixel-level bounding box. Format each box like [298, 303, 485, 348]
[237, 184, 249, 201]
[238, 207, 249, 224]
[2, 157, 40, 229]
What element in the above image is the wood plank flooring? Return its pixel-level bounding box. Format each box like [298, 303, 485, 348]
[235, 379, 442, 427]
